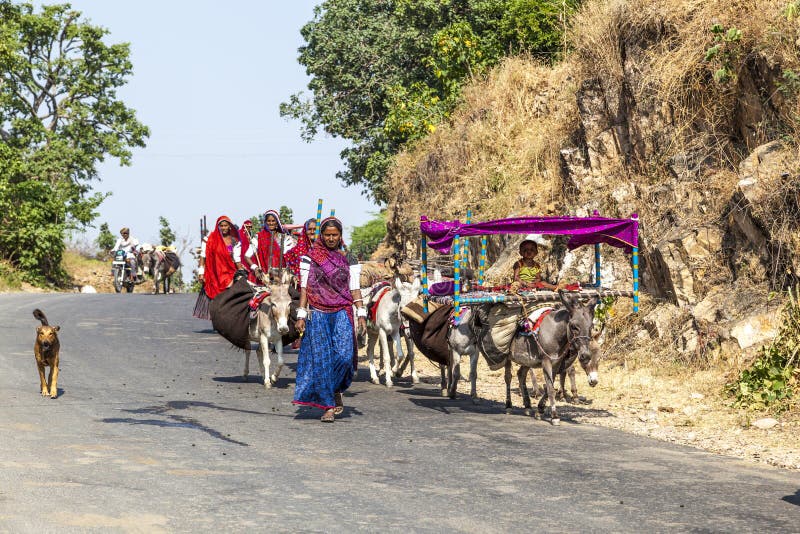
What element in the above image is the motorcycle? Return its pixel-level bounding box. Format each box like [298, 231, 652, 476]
[111, 249, 138, 293]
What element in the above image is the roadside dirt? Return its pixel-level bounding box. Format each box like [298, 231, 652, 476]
[410, 355, 800, 471]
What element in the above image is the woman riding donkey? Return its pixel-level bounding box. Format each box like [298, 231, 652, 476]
[245, 209, 288, 284]
[293, 217, 367, 423]
[194, 215, 245, 319]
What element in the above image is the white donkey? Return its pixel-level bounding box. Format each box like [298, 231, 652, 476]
[244, 270, 292, 388]
[366, 277, 421, 387]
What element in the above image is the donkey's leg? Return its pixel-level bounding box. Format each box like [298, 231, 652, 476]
[447, 352, 461, 399]
[504, 359, 513, 414]
[390, 331, 404, 378]
[393, 335, 409, 378]
[378, 329, 394, 387]
[440, 365, 448, 397]
[518, 366, 532, 416]
[407, 337, 418, 384]
[539, 359, 559, 425]
[568, 365, 579, 402]
[259, 334, 271, 389]
[243, 347, 251, 380]
[469, 348, 480, 404]
[367, 330, 380, 385]
[557, 369, 567, 401]
[270, 338, 284, 385]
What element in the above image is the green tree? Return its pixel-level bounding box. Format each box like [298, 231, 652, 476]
[281, 0, 579, 202]
[349, 211, 387, 260]
[159, 216, 176, 247]
[96, 222, 115, 254]
[0, 2, 149, 283]
[279, 205, 294, 225]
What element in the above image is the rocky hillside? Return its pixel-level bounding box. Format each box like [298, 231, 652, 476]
[384, 0, 800, 389]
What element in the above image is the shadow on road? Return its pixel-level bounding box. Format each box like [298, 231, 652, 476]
[101, 400, 280, 446]
[396, 387, 614, 421]
[783, 489, 800, 506]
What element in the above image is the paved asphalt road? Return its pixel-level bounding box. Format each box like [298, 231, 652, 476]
[1, 293, 799, 532]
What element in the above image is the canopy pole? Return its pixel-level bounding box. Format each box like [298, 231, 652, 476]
[593, 209, 602, 288]
[315, 199, 323, 238]
[478, 236, 487, 288]
[421, 234, 429, 314]
[454, 234, 461, 320]
[464, 210, 472, 275]
[631, 213, 639, 313]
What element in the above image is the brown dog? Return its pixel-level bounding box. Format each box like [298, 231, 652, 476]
[33, 309, 60, 398]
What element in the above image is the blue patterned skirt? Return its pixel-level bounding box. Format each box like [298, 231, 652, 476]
[292, 308, 354, 410]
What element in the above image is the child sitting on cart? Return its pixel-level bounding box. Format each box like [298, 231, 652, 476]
[511, 238, 559, 290]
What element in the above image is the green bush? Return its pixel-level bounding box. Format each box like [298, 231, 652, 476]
[728, 288, 800, 412]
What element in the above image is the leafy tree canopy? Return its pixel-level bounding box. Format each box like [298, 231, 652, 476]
[96, 222, 115, 252]
[279, 205, 294, 225]
[0, 2, 149, 283]
[159, 216, 175, 247]
[349, 210, 387, 260]
[281, 0, 578, 202]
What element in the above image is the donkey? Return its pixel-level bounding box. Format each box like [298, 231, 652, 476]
[151, 249, 180, 294]
[520, 334, 602, 406]
[244, 269, 293, 388]
[443, 306, 481, 400]
[365, 277, 421, 387]
[476, 293, 598, 424]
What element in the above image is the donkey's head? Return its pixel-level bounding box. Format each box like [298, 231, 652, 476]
[560, 292, 599, 384]
[395, 276, 421, 333]
[395, 276, 421, 307]
[267, 269, 293, 335]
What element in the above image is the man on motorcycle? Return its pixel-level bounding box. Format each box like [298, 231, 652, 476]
[112, 227, 141, 283]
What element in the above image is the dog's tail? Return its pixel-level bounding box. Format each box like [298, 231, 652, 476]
[33, 308, 49, 326]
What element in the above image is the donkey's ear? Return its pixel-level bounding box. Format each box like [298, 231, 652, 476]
[54, 325, 60, 332]
[395, 277, 403, 291]
[281, 269, 290, 285]
[559, 289, 575, 312]
[411, 277, 421, 292]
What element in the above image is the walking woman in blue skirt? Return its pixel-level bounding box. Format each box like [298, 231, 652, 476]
[293, 217, 366, 422]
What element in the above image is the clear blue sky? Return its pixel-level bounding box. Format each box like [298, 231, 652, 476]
[64, 1, 378, 269]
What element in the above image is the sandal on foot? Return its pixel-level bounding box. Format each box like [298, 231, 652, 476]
[320, 409, 335, 423]
[334, 392, 344, 415]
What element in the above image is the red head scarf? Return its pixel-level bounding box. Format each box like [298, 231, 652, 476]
[204, 215, 239, 299]
[256, 210, 284, 271]
[284, 218, 316, 277]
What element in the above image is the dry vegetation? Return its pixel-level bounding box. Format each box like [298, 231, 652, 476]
[384, 0, 800, 467]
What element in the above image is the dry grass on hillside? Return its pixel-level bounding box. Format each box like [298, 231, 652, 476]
[387, 57, 579, 249]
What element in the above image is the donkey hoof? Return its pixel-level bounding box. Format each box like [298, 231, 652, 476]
[471, 397, 480, 405]
[371, 378, 380, 385]
[523, 408, 532, 417]
[385, 382, 393, 388]
[263, 381, 272, 390]
[441, 389, 448, 397]
[269, 375, 278, 385]
[505, 407, 513, 415]
[551, 418, 561, 426]
[411, 374, 419, 384]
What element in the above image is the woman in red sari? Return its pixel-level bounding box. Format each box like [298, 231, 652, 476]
[284, 218, 317, 278]
[203, 215, 244, 300]
[244, 209, 285, 282]
[238, 219, 258, 284]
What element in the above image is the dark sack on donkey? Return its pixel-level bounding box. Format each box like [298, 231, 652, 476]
[210, 277, 252, 350]
[405, 303, 453, 366]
